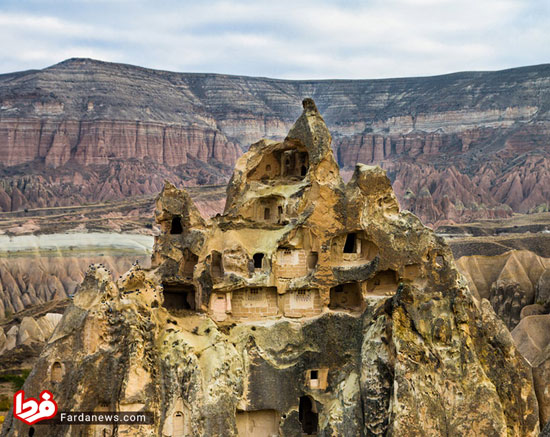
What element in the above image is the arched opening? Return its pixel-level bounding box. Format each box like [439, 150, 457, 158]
[301, 165, 307, 176]
[173, 411, 185, 436]
[264, 207, 271, 220]
[299, 396, 318, 435]
[253, 253, 264, 270]
[51, 361, 63, 383]
[170, 216, 183, 235]
[28, 427, 35, 437]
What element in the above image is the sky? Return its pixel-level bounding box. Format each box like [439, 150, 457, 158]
[0, 0, 549, 79]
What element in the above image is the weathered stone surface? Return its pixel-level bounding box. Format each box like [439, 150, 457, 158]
[1, 100, 540, 436]
[537, 269, 550, 309]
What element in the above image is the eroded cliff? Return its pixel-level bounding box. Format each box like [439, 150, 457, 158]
[2, 59, 550, 225]
[0, 100, 540, 436]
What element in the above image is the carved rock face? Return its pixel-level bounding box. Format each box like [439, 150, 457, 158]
[3, 100, 540, 436]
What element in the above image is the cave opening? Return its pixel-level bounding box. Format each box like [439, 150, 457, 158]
[211, 251, 224, 278]
[343, 233, 357, 253]
[253, 253, 264, 269]
[307, 252, 318, 270]
[170, 216, 183, 234]
[299, 396, 318, 435]
[329, 283, 362, 310]
[162, 284, 196, 311]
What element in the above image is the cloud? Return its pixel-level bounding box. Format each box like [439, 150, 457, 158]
[0, 0, 549, 78]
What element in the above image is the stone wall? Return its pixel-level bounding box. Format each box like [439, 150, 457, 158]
[231, 287, 279, 319]
[281, 289, 323, 318]
[275, 249, 308, 278]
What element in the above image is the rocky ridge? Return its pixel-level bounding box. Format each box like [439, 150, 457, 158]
[0, 100, 539, 436]
[2, 59, 550, 225]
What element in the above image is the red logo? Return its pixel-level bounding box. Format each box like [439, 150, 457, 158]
[13, 390, 58, 425]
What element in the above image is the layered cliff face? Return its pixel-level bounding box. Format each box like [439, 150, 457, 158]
[1, 100, 539, 436]
[2, 59, 550, 225]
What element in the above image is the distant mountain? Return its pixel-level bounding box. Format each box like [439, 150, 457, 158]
[1, 58, 550, 226]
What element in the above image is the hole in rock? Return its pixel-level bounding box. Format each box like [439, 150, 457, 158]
[343, 233, 357, 253]
[367, 270, 398, 295]
[211, 251, 224, 278]
[170, 216, 183, 234]
[307, 252, 318, 270]
[299, 396, 318, 435]
[182, 250, 198, 278]
[253, 253, 264, 269]
[329, 283, 362, 310]
[162, 284, 196, 310]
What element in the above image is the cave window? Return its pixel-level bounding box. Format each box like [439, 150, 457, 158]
[301, 165, 307, 176]
[264, 207, 271, 220]
[343, 233, 357, 253]
[28, 427, 35, 437]
[310, 370, 318, 380]
[329, 283, 362, 310]
[162, 284, 196, 311]
[211, 252, 224, 278]
[253, 253, 264, 269]
[183, 251, 198, 277]
[51, 361, 63, 383]
[299, 396, 318, 435]
[307, 252, 318, 270]
[170, 216, 183, 234]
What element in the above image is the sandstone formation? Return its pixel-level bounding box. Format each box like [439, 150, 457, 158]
[0, 313, 62, 355]
[512, 316, 550, 428]
[456, 250, 550, 330]
[2, 59, 550, 225]
[1, 100, 540, 436]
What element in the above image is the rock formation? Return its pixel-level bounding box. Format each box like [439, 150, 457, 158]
[456, 250, 550, 330]
[0, 255, 150, 319]
[1, 100, 540, 436]
[2, 59, 550, 225]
